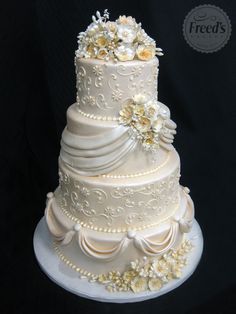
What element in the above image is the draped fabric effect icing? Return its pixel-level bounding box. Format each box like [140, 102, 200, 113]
[132, 222, 179, 256]
[60, 124, 137, 176]
[45, 188, 194, 262]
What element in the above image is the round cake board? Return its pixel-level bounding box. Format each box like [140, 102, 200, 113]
[33, 217, 203, 303]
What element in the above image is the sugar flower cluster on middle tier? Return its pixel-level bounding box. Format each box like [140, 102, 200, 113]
[119, 94, 176, 152]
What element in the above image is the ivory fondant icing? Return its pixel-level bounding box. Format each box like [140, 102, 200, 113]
[61, 102, 175, 176]
[75, 57, 159, 118]
[55, 150, 180, 231]
[45, 187, 194, 275]
[39, 11, 200, 296]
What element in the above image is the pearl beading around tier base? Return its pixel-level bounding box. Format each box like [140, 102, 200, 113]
[77, 108, 119, 121]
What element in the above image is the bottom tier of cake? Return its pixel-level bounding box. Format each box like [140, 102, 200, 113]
[34, 216, 203, 301]
[45, 186, 194, 293]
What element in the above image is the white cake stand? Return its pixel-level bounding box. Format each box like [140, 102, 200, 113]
[33, 217, 203, 303]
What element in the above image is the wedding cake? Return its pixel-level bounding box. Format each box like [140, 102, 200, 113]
[44, 10, 196, 294]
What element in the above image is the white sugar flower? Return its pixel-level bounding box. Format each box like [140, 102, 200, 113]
[75, 48, 84, 58]
[86, 44, 98, 58]
[145, 100, 160, 120]
[86, 22, 100, 37]
[76, 42, 90, 58]
[152, 117, 164, 133]
[148, 278, 163, 291]
[94, 33, 109, 47]
[119, 101, 134, 125]
[130, 259, 140, 271]
[132, 93, 147, 105]
[105, 21, 117, 33]
[151, 260, 169, 278]
[135, 116, 151, 133]
[171, 264, 182, 279]
[136, 29, 147, 42]
[97, 48, 109, 60]
[130, 277, 148, 293]
[114, 44, 135, 61]
[117, 15, 136, 26]
[117, 24, 137, 43]
[182, 240, 193, 253]
[122, 270, 136, 282]
[136, 44, 156, 61]
[133, 104, 145, 116]
[163, 252, 176, 266]
[139, 268, 148, 277]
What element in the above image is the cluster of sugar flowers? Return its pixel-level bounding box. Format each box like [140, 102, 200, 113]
[76, 10, 163, 62]
[95, 240, 193, 293]
[119, 94, 170, 151]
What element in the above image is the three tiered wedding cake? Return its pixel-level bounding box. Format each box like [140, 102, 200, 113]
[44, 11, 196, 294]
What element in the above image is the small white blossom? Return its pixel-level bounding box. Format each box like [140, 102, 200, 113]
[152, 117, 164, 133]
[145, 100, 160, 120]
[117, 24, 137, 43]
[114, 44, 136, 61]
[130, 277, 148, 293]
[130, 259, 140, 271]
[136, 44, 156, 61]
[117, 15, 137, 26]
[139, 267, 149, 277]
[132, 94, 147, 105]
[148, 278, 163, 291]
[86, 22, 99, 37]
[151, 260, 169, 278]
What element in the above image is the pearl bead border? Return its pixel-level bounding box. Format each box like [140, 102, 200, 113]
[59, 200, 180, 233]
[53, 241, 97, 279]
[100, 153, 170, 179]
[77, 108, 119, 121]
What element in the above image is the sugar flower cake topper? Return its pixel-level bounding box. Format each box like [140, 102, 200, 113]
[119, 94, 177, 152]
[76, 10, 163, 62]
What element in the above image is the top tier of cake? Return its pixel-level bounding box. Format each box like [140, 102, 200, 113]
[75, 10, 163, 119]
[75, 57, 159, 118]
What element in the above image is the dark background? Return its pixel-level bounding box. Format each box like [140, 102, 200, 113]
[1, 0, 236, 313]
